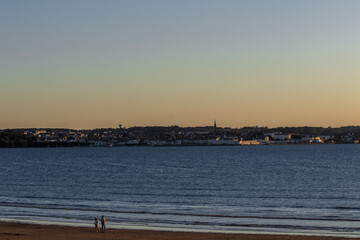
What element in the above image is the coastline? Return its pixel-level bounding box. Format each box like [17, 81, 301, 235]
[0, 142, 339, 149]
[0, 221, 358, 240]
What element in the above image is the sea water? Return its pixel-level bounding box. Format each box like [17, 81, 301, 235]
[1, 145, 360, 237]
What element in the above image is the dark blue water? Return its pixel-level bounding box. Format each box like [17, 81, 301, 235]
[1, 145, 360, 237]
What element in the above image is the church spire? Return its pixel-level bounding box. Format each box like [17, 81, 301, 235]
[214, 120, 217, 135]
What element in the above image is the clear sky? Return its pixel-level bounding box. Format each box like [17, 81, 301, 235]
[1, 0, 360, 129]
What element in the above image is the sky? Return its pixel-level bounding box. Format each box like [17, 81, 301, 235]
[1, 0, 360, 129]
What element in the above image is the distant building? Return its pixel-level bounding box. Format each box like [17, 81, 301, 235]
[213, 120, 217, 135]
[208, 138, 238, 145]
[239, 140, 261, 145]
[310, 137, 324, 144]
[265, 132, 292, 141]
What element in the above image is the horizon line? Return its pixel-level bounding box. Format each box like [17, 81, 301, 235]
[2, 125, 360, 131]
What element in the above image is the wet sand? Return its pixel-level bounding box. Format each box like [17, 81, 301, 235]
[0, 222, 358, 240]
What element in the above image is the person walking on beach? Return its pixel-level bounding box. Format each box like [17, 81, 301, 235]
[101, 215, 107, 233]
[94, 217, 100, 232]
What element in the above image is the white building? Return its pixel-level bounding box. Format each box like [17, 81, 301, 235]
[265, 132, 292, 140]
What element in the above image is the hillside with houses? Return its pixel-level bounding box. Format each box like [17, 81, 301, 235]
[1, 124, 360, 148]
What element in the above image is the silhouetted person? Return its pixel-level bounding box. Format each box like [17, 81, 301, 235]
[101, 215, 107, 233]
[94, 217, 100, 232]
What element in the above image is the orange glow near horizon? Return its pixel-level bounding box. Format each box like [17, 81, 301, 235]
[1, 1, 360, 129]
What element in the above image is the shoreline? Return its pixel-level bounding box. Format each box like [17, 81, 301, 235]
[0, 221, 359, 240]
[0, 142, 340, 148]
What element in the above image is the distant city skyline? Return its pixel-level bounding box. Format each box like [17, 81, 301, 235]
[1, 0, 360, 129]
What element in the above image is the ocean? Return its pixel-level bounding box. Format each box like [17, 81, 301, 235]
[1, 145, 360, 237]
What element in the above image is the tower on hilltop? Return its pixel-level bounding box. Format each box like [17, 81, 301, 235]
[213, 120, 217, 135]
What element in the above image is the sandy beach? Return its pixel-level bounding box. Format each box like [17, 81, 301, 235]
[0, 222, 358, 240]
